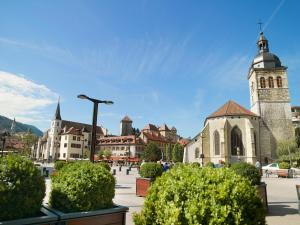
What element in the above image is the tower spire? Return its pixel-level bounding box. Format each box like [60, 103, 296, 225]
[54, 97, 62, 120]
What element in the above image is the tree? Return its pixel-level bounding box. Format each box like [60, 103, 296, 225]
[276, 139, 298, 157]
[172, 143, 184, 162]
[21, 132, 38, 156]
[295, 127, 300, 148]
[143, 143, 161, 162]
[97, 149, 104, 160]
[103, 149, 112, 159]
[165, 143, 172, 162]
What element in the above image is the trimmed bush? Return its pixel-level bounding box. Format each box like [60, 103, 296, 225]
[279, 162, 290, 169]
[140, 162, 163, 179]
[49, 161, 115, 213]
[0, 155, 45, 221]
[54, 160, 66, 171]
[133, 165, 265, 225]
[230, 162, 261, 186]
[191, 162, 201, 167]
[96, 162, 111, 171]
[205, 162, 215, 168]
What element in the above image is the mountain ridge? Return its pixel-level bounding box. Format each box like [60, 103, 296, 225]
[0, 115, 43, 137]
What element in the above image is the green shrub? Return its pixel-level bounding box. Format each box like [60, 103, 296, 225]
[49, 161, 115, 213]
[96, 162, 111, 171]
[205, 162, 215, 168]
[134, 165, 265, 225]
[279, 162, 290, 169]
[230, 162, 261, 186]
[0, 155, 45, 221]
[54, 160, 66, 171]
[140, 162, 163, 179]
[191, 162, 201, 167]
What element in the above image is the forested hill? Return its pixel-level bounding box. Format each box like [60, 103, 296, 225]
[0, 115, 43, 137]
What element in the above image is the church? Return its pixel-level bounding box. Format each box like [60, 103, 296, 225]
[183, 32, 295, 165]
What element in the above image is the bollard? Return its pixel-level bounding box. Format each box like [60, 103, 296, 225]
[112, 169, 116, 175]
[296, 185, 300, 214]
[126, 169, 129, 175]
[128, 166, 131, 171]
[119, 166, 122, 172]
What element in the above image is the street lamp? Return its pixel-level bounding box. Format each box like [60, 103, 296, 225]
[77, 94, 113, 163]
[1, 131, 10, 157]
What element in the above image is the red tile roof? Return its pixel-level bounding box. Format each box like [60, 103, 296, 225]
[61, 120, 103, 135]
[142, 132, 167, 142]
[159, 124, 170, 131]
[206, 100, 258, 120]
[142, 124, 159, 131]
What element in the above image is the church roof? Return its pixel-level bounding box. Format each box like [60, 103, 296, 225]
[121, 116, 132, 122]
[61, 120, 104, 135]
[206, 100, 258, 120]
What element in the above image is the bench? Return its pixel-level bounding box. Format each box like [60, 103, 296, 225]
[277, 169, 289, 178]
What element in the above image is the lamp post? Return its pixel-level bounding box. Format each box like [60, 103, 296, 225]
[1, 131, 10, 157]
[77, 94, 113, 163]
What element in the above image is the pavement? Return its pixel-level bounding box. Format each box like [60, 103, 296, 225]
[44, 166, 300, 225]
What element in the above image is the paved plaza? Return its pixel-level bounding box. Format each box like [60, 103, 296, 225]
[44, 166, 300, 225]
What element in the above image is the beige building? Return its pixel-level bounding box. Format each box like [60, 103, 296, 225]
[184, 31, 296, 165]
[292, 106, 300, 128]
[36, 101, 107, 161]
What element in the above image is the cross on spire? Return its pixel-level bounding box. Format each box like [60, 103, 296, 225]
[257, 20, 263, 32]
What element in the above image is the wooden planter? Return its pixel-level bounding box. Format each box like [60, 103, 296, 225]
[0, 206, 58, 225]
[136, 177, 153, 197]
[256, 182, 268, 212]
[45, 205, 128, 225]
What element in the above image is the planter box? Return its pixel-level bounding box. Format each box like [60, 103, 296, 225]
[45, 204, 128, 225]
[0, 206, 58, 225]
[256, 182, 268, 212]
[136, 177, 153, 197]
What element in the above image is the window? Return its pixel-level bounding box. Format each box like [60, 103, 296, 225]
[71, 143, 81, 148]
[63, 153, 66, 158]
[231, 126, 244, 156]
[214, 131, 220, 155]
[277, 76, 282, 87]
[70, 153, 80, 158]
[268, 77, 274, 88]
[57, 122, 59, 126]
[195, 148, 199, 158]
[77, 136, 81, 141]
[260, 77, 266, 88]
[254, 132, 257, 156]
[73, 136, 76, 140]
[64, 143, 67, 148]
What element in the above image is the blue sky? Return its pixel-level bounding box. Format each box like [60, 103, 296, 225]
[0, 0, 299, 138]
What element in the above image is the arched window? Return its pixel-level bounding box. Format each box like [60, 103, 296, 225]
[214, 131, 220, 155]
[268, 77, 274, 88]
[260, 77, 266, 88]
[231, 126, 244, 156]
[195, 148, 199, 158]
[277, 76, 282, 88]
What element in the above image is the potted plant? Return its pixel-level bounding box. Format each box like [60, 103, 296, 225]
[231, 162, 268, 211]
[47, 161, 128, 225]
[136, 162, 163, 197]
[0, 155, 58, 225]
[133, 164, 266, 224]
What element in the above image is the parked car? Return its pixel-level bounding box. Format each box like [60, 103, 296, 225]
[262, 163, 279, 174]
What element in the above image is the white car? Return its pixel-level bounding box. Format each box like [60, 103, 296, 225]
[262, 163, 279, 174]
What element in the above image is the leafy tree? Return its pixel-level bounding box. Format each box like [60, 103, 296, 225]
[295, 127, 300, 148]
[172, 143, 184, 162]
[143, 142, 161, 162]
[103, 149, 112, 159]
[97, 149, 104, 159]
[276, 139, 298, 157]
[21, 132, 38, 156]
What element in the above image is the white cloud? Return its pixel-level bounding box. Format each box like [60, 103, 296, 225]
[0, 71, 58, 124]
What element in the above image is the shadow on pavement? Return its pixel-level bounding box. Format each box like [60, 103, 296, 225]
[268, 203, 299, 216]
